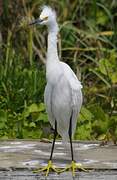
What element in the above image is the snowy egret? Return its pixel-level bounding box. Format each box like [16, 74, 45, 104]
[30, 5, 84, 176]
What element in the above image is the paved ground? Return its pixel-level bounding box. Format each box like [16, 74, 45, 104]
[1, 170, 117, 180]
[0, 140, 117, 179]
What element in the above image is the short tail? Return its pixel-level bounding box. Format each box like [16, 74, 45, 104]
[62, 132, 69, 141]
[62, 110, 74, 148]
[62, 132, 69, 149]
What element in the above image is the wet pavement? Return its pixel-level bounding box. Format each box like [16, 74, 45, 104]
[0, 140, 116, 179]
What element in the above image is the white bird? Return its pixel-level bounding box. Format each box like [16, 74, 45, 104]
[30, 5, 83, 176]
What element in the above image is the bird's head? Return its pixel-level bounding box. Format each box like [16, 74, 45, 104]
[30, 6, 56, 26]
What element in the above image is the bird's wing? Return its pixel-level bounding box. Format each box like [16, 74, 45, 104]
[60, 62, 82, 89]
[60, 62, 83, 110]
[44, 83, 55, 128]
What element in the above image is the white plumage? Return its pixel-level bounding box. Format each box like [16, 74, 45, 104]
[30, 5, 82, 141]
[44, 64, 82, 142]
[39, 6, 83, 142]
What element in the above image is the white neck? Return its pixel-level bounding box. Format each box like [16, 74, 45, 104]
[46, 20, 62, 84]
[47, 21, 59, 62]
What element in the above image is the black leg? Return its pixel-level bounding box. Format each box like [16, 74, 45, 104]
[69, 112, 74, 161]
[49, 120, 57, 160]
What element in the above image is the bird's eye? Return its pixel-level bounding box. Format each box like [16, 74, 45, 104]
[43, 16, 48, 21]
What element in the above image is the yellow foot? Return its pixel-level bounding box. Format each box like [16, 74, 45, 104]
[58, 161, 88, 177]
[33, 160, 59, 176]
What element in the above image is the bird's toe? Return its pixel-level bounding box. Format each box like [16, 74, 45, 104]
[57, 161, 88, 177]
[33, 160, 60, 176]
